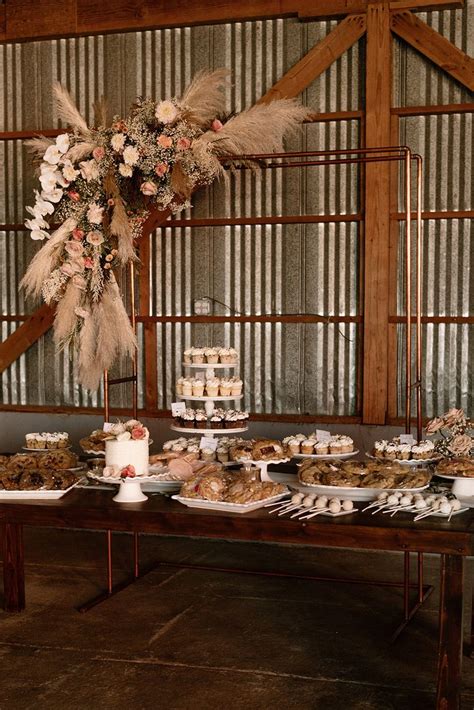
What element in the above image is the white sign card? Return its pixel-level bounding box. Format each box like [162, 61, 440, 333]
[171, 402, 186, 417]
[399, 434, 416, 445]
[316, 429, 331, 441]
[103, 422, 115, 432]
[195, 370, 206, 382]
[200, 436, 218, 451]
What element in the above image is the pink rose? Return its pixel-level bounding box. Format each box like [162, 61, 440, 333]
[65, 240, 84, 257]
[68, 190, 81, 202]
[83, 257, 94, 269]
[86, 230, 104, 246]
[92, 146, 105, 161]
[176, 137, 191, 151]
[120, 464, 136, 478]
[131, 426, 146, 440]
[72, 228, 85, 241]
[60, 262, 74, 277]
[140, 181, 158, 195]
[211, 119, 223, 132]
[158, 135, 172, 148]
[154, 162, 168, 177]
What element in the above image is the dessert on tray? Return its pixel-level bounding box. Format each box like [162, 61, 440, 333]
[371, 437, 436, 460]
[298, 459, 431, 489]
[6, 450, 79, 471]
[230, 438, 288, 462]
[25, 432, 70, 449]
[79, 429, 110, 453]
[283, 433, 354, 456]
[0, 467, 78, 491]
[154, 436, 253, 464]
[179, 469, 285, 503]
[183, 346, 238, 365]
[435, 458, 474, 478]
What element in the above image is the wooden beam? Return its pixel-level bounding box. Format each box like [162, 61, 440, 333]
[6, 0, 76, 41]
[392, 102, 474, 116]
[363, 2, 392, 425]
[0, 304, 55, 374]
[259, 14, 367, 103]
[391, 11, 474, 92]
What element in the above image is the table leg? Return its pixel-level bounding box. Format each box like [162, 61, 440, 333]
[2, 523, 25, 613]
[436, 554, 464, 710]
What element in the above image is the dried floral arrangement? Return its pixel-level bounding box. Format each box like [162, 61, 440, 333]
[22, 70, 308, 390]
[425, 408, 473, 457]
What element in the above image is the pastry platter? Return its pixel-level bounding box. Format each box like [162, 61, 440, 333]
[0, 480, 81, 500]
[293, 450, 359, 461]
[172, 490, 288, 514]
[297, 481, 430, 502]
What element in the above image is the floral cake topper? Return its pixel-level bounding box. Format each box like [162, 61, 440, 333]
[425, 408, 473, 458]
[21, 70, 308, 391]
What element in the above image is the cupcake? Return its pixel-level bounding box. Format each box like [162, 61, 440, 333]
[57, 433, 69, 449]
[373, 440, 388, 459]
[230, 377, 243, 396]
[192, 347, 205, 364]
[176, 377, 185, 395]
[339, 436, 354, 453]
[397, 444, 412, 460]
[217, 447, 229, 463]
[228, 348, 238, 363]
[225, 411, 239, 429]
[219, 378, 232, 396]
[187, 444, 200, 455]
[206, 377, 220, 398]
[205, 347, 219, 364]
[329, 437, 343, 455]
[183, 348, 193, 364]
[384, 443, 398, 460]
[195, 410, 208, 429]
[201, 447, 216, 462]
[301, 439, 316, 455]
[182, 410, 196, 428]
[219, 348, 233, 364]
[287, 437, 301, 455]
[192, 380, 205, 397]
[182, 378, 193, 397]
[210, 414, 223, 429]
[315, 440, 329, 455]
[25, 433, 38, 449]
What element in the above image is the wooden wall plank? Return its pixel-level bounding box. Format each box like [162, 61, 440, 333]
[362, 2, 392, 425]
[0, 304, 55, 374]
[391, 11, 474, 91]
[6, 0, 76, 40]
[259, 14, 367, 103]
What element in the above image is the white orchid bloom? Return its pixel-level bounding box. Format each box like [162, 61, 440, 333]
[54, 171, 70, 188]
[40, 161, 57, 175]
[55, 133, 70, 153]
[25, 216, 49, 231]
[30, 229, 49, 241]
[39, 172, 57, 192]
[43, 144, 62, 165]
[41, 188, 64, 203]
[33, 191, 55, 215]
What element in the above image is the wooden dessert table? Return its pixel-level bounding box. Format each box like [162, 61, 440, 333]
[1, 488, 473, 709]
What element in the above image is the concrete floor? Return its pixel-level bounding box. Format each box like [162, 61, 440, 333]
[1, 529, 474, 710]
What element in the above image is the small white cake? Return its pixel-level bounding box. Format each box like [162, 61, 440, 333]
[105, 439, 149, 476]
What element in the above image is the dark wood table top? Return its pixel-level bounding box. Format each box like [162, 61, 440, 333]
[1, 488, 473, 556]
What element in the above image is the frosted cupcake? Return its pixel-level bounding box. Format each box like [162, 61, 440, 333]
[301, 439, 316, 455]
[46, 434, 60, 449]
[217, 447, 229, 463]
[192, 379, 205, 397]
[183, 348, 193, 364]
[384, 443, 398, 460]
[210, 414, 224, 429]
[205, 347, 219, 364]
[225, 411, 239, 429]
[37, 434, 47, 449]
[287, 437, 301, 455]
[230, 378, 243, 396]
[201, 447, 216, 462]
[182, 410, 196, 428]
[176, 377, 185, 395]
[206, 377, 220, 398]
[192, 347, 205, 364]
[57, 433, 69, 449]
[182, 378, 193, 397]
[25, 433, 39, 449]
[219, 348, 234, 364]
[315, 440, 329, 455]
[195, 410, 207, 429]
[339, 436, 354, 453]
[373, 440, 388, 458]
[397, 444, 412, 460]
[219, 378, 232, 396]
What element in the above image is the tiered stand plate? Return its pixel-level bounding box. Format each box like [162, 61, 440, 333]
[182, 362, 237, 369]
[170, 425, 248, 435]
[293, 450, 359, 461]
[177, 394, 243, 402]
[237, 458, 291, 482]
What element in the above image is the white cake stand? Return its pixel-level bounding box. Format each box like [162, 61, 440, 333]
[237, 458, 291, 482]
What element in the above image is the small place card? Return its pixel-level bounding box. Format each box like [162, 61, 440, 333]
[399, 434, 416, 445]
[171, 402, 186, 417]
[103, 422, 115, 432]
[195, 370, 206, 382]
[316, 429, 331, 441]
[200, 436, 218, 451]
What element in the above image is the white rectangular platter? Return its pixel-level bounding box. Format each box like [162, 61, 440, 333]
[172, 490, 288, 514]
[0, 480, 80, 500]
[297, 482, 430, 502]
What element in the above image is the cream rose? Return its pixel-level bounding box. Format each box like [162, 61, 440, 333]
[80, 159, 100, 182]
[448, 434, 473, 456]
[87, 203, 104, 224]
[86, 230, 104, 246]
[140, 181, 158, 195]
[65, 241, 84, 257]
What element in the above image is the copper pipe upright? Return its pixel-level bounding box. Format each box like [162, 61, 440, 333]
[415, 155, 423, 441]
[104, 369, 109, 422]
[130, 260, 138, 420]
[405, 150, 412, 434]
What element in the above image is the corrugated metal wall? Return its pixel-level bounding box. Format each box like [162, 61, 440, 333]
[394, 0, 474, 418]
[0, 19, 362, 414]
[0, 6, 472, 417]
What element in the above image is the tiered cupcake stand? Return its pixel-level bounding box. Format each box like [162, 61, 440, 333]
[170, 361, 248, 436]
